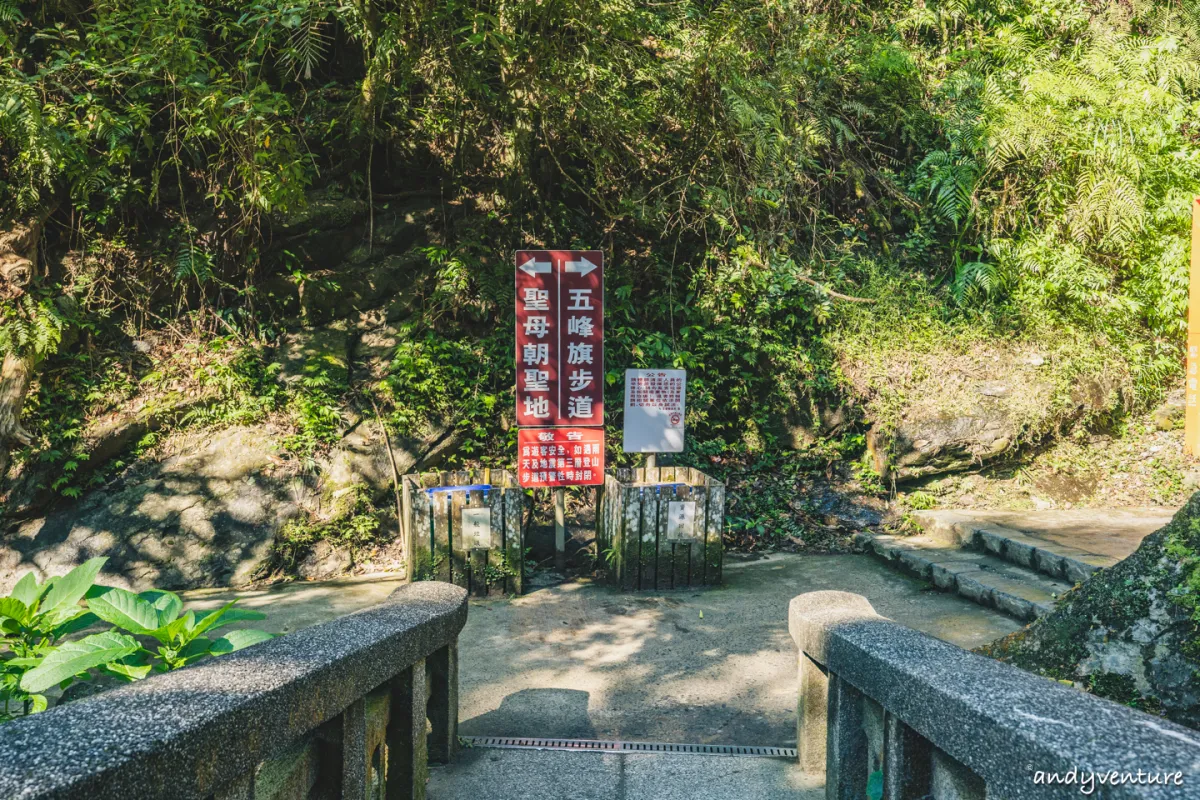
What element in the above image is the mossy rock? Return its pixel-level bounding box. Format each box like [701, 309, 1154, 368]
[984, 493, 1200, 728]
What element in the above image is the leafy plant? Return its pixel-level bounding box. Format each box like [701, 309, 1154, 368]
[0, 558, 271, 722]
[0, 558, 117, 719]
[86, 587, 272, 674]
[283, 359, 347, 458]
[273, 483, 382, 569]
[904, 491, 937, 511]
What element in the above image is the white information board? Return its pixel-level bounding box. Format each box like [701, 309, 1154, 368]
[666, 501, 697, 540]
[462, 508, 492, 549]
[622, 369, 686, 453]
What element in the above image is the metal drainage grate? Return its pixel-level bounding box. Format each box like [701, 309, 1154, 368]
[460, 736, 796, 759]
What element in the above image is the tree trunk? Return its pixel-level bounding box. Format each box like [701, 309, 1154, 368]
[0, 352, 35, 478]
[0, 211, 51, 479]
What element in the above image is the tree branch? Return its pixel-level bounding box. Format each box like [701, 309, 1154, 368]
[798, 275, 875, 303]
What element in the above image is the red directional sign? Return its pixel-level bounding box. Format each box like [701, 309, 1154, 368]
[517, 427, 605, 488]
[515, 250, 604, 427]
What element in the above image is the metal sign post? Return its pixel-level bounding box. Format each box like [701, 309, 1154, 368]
[515, 250, 605, 569]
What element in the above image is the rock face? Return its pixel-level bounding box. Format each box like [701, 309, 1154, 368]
[983, 493, 1200, 729]
[0, 426, 299, 593]
[766, 403, 852, 450]
[296, 540, 353, 581]
[1153, 389, 1186, 432]
[262, 194, 435, 327]
[277, 323, 352, 385]
[321, 420, 463, 505]
[867, 409, 1014, 482]
[2, 391, 220, 518]
[0, 412, 465, 592]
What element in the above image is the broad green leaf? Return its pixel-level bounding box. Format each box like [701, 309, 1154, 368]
[178, 636, 213, 665]
[0, 598, 30, 626]
[140, 590, 183, 627]
[10, 572, 43, 609]
[52, 611, 100, 639]
[195, 606, 266, 637]
[161, 610, 193, 645]
[20, 632, 140, 693]
[209, 629, 273, 656]
[102, 656, 153, 682]
[191, 601, 240, 638]
[216, 608, 266, 624]
[36, 604, 92, 632]
[5, 657, 41, 668]
[41, 557, 107, 613]
[86, 587, 160, 635]
[28, 694, 47, 714]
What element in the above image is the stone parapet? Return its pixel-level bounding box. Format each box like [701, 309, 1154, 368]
[789, 590, 1200, 799]
[0, 581, 468, 800]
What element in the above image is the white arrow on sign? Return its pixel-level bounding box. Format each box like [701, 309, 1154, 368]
[518, 257, 552, 275]
[564, 256, 598, 277]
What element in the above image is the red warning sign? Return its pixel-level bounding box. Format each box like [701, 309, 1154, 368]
[517, 427, 605, 488]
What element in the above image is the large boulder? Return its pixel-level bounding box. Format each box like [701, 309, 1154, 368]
[983, 493, 1200, 729]
[296, 540, 353, 581]
[0, 426, 299, 592]
[321, 419, 465, 504]
[840, 338, 1125, 482]
[867, 406, 1014, 481]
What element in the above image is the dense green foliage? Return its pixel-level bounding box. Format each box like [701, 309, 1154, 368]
[2, 0, 1199, 465]
[0, 557, 270, 721]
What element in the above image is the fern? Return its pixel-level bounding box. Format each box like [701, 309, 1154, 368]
[951, 261, 999, 303]
[281, 2, 331, 80]
[0, 297, 65, 360]
[174, 240, 214, 286]
[0, 0, 21, 23]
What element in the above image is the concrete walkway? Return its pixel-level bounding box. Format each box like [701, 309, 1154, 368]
[427, 748, 823, 800]
[454, 553, 1019, 747]
[187, 553, 1019, 749]
[182, 554, 1022, 799]
[182, 572, 407, 634]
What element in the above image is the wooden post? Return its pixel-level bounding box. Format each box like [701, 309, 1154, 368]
[554, 487, 567, 570]
[1187, 197, 1200, 456]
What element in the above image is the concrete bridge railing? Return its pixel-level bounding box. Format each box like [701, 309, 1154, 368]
[0, 582, 468, 800]
[790, 591, 1200, 799]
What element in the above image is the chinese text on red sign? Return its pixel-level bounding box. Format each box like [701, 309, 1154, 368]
[517, 427, 605, 488]
[515, 250, 604, 427]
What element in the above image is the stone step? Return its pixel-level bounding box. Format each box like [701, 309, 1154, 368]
[912, 511, 1131, 585]
[855, 533, 1075, 622]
